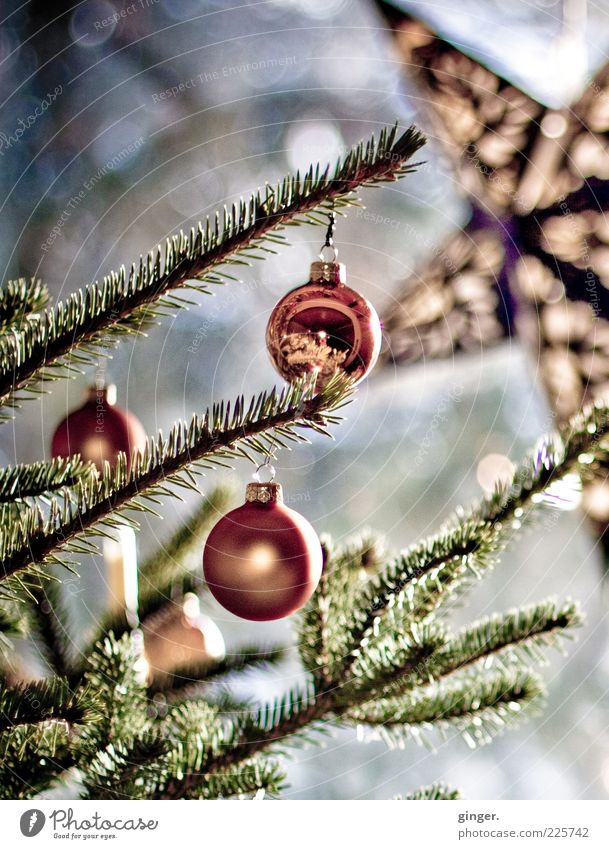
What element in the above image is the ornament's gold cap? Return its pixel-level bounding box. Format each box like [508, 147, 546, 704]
[245, 482, 283, 504]
[85, 383, 117, 405]
[309, 260, 346, 285]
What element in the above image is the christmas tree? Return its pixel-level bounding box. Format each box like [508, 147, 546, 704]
[0, 120, 602, 800]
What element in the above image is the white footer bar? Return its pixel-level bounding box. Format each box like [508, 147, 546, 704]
[1, 799, 608, 848]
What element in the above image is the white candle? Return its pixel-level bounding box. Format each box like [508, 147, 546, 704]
[103, 525, 139, 623]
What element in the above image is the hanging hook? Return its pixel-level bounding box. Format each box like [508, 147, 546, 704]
[319, 209, 338, 263]
[253, 445, 277, 483]
[324, 210, 336, 248]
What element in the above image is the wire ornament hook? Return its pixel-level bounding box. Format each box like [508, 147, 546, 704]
[318, 210, 338, 263]
[253, 446, 277, 483]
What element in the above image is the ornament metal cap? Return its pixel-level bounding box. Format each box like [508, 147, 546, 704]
[309, 260, 346, 285]
[245, 482, 283, 504]
[85, 383, 117, 405]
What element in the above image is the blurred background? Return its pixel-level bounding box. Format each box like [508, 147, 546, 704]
[2, 0, 609, 799]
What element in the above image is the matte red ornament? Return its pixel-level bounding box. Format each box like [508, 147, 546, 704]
[51, 384, 146, 471]
[266, 259, 382, 391]
[203, 481, 323, 621]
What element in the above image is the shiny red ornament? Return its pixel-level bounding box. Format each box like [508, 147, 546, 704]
[266, 259, 382, 391]
[203, 481, 323, 621]
[51, 384, 146, 471]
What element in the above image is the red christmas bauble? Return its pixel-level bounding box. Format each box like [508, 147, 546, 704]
[51, 384, 146, 471]
[266, 260, 382, 390]
[203, 481, 323, 621]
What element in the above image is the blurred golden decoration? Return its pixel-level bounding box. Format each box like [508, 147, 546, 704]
[382, 228, 505, 365]
[389, 9, 609, 213]
[508, 255, 609, 420]
[541, 300, 594, 344]
[143, 594, 225, 680]
[379, 3, 609, 421]
[376, 0, 609, 536]
[513, 255, 564, 304]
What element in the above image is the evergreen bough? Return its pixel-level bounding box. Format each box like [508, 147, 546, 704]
[0, 123, 596, 799]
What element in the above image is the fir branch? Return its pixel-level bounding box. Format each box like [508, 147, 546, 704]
[0, 375, 351, 582]
[145, 697, 286, 798]
[0, 457, 97, 503]
[298, 538, 334, 686]
[78, 637, 209, 799]
[159, 589, 577, 797]
[78, 633, 149, 758]
[160, 684, 327, 798]
[299, 534, 380, 684]
[147, 645, 286, 698]
[160, 589, 574, 796]
[80, 734, 169, 800]
[399, 783, 461, 800]
[76, 642, 287, 800]
[0, 278, 49, 331]
[0, 125, 425, 412]
[347, 670, 546, 749]
[110, 582, 575, 799]
[0, 602, 25, 652]
[340, 623, 446, 705]
[138, 484, 232, 592]
[348, 524, 499, 664]
[25, 578, 74, 678]
[0, 677, 96, 731]
[433, 600, 582, 679]
[182, 756, 286, 800]
[151, 700, 242, 797]
[0, 723, 75, 799]
[346, 401, 609, 657]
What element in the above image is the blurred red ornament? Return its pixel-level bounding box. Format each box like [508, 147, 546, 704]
[203, 480, 323, 621]
[51, 384, 146, 471]
[143, 594, 225, 679]
[266, 259, 382, 391]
